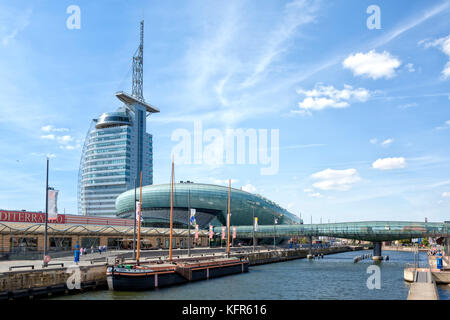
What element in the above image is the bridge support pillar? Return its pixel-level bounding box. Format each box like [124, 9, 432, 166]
[307, 236, 313, 259]
[372, 241, 383, 261]
[445, 237, 450, 257]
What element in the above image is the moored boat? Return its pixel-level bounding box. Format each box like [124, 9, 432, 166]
[176, 257, 249, 281]
[106, 263, 186, 291]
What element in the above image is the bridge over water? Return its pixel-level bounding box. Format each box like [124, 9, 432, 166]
[214, 221, 450, 260]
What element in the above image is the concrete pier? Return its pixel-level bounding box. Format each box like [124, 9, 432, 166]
[0, 261, 107, 300]
[407, 270, 439, 300]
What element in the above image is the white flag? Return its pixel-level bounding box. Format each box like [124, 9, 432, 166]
[136, 201, 142, 223]
[254, 217, 258, 232]
[190, 208, 196, 225]
[47, 189, 58, 218]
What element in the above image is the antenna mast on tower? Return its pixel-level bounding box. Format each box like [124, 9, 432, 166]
[132, 20, 144, 101]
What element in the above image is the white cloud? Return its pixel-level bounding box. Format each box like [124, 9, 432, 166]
[442, 192, 450, 198]
[295, 83, 371, 112]
[405, 63, 415, 72]
[420, 34, 450, 79]
[311, 168, 361, 191]
[41, 125, 69, 132]
[241, 0, 320, 88]
[303, 188, 323, 198]
[372, 157, 407, 170]
[370, 138, 378, 144]
[59, 144, 80, 150]
[381, 138, 394, 146]
[308, 192, 323, 198]
[213, 179, 239, 186]
[56, 135, 73, 145]
[40, 134, 55, 140]
[31, 152, 56, 159]
[436, 120, 450, 130]
[241, 184, 257, 193]
[343, 50, 401, 79]
[52, 128, 69, 132]
[2, 8, 32, 46]
[41, 125, 53, 132]
[398, 102, 418, 109]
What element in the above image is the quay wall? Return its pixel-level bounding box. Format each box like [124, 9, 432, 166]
[0, 263, 107, 299]
[234, 246, 364, 266]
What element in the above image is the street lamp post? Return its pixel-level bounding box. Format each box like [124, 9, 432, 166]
[187, 189, 191, 257]
[43, 158, 49, 267]
[252, 207, 256, 252]
[133, 177, 137, 260]
[273, 216, 276, 249]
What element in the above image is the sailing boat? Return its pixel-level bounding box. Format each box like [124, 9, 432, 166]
[107, 163, 249, 291]
[106, 159, 186, 291]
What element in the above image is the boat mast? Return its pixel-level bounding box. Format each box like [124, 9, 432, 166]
[136, 171, 143, 265]
[169, 156, 174, 261]
[226, 179, 231, 258]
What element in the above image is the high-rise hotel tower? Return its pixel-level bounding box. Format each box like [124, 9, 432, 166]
[78, 21, 159, 216]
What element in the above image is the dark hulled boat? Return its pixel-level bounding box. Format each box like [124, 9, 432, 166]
[176, 258, 249, 281]
[106, 264, 186, 291]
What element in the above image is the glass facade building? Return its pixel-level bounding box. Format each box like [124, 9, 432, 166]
[115, 182, 302, 228]
[78, 93, 159, 216]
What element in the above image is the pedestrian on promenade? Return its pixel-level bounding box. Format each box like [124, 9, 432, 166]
[103, 245, 106, 253]
[91, 246, 94, 254]
[98, 246, 102, 255]
[74, 242, 80, 265]
[80, 247, 83, 257]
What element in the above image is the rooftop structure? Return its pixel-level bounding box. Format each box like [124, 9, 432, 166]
[78, 20, 159, 216]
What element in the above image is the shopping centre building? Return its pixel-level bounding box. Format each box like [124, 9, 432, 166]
[115, 182, 302, 228]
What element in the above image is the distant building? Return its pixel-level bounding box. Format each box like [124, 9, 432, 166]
[77, 20, 159, 216]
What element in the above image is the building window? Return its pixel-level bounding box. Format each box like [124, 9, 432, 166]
[107, 238, 123, 249]
[49, 237, 72, 251]
[10, 237, 38, 252]
[81, 237, 100, 248]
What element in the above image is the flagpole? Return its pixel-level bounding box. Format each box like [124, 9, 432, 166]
[252, 207, 255, 252]
[133, 177, 137, 260]
[187, 188, 191, 257]
[273, 215, 276, 249]
[169, 157, 174, 261]
[136, 171, 143, 265]
[43, 157, 49, 267]
[226, 179, 231, 258]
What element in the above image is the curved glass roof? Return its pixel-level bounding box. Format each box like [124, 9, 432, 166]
[95, 110, 131, 129]
[116, 183, 301, 226]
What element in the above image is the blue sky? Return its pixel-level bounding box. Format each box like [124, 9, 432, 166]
[0, 0, 449, 223]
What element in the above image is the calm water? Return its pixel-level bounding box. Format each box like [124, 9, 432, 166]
[56, 250, 450, 300]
